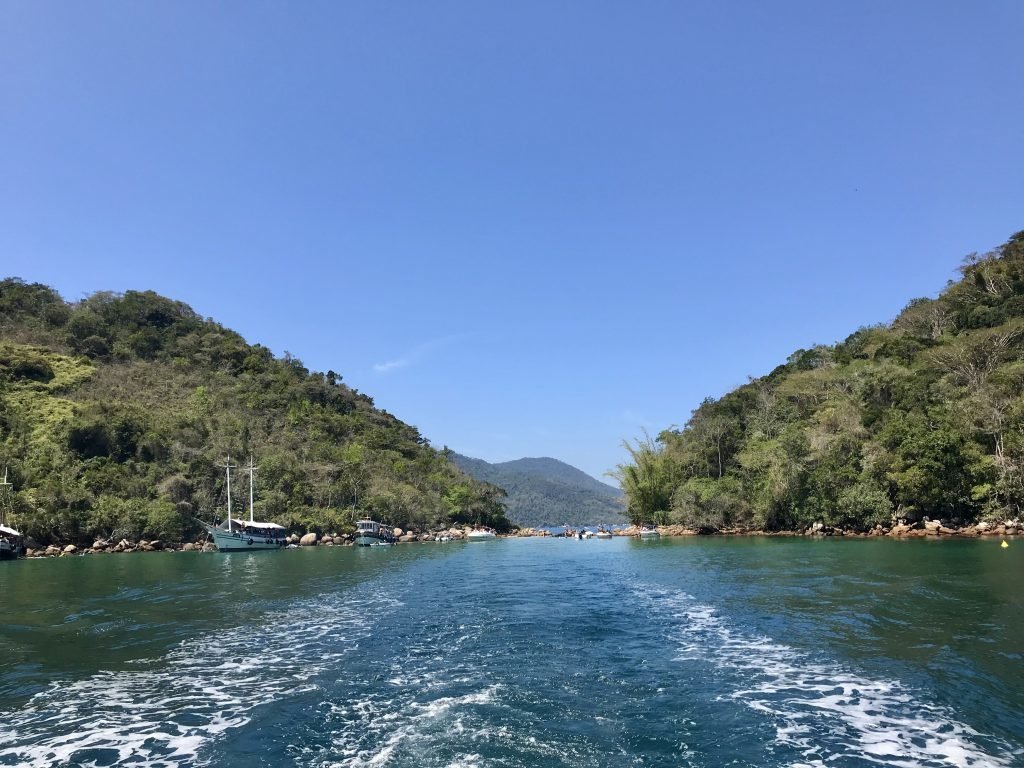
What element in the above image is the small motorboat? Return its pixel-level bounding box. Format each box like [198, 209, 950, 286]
[354, 519, 397, 546]
[1, 468, 25, 561]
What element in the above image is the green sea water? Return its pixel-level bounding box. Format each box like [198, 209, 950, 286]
[1, 536, 1022, 767]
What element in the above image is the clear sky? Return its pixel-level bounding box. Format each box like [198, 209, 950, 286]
[2, 2, 1022, 483]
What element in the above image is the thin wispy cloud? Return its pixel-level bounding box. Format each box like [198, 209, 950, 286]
[372, 334, 468, 374]
[620, 408, 653, 428]
[373, 357, 412, 373]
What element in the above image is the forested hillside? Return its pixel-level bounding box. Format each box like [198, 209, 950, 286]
[0, 282, 511, 544]
[450, 453, 626, 527]
[615, 231, 1024, 531]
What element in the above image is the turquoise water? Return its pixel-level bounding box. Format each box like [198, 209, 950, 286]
[1, 537, 1022, 767]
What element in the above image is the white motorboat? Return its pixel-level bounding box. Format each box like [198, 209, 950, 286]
[638, 525, 661, 539]
[203, 457, 287, 552]
[0, 468, 25, 561]
[354, 519, 396, 546]
[0, 525, 24, 561]
[594, 528, 613, 539]
[466, 526, 497, 540]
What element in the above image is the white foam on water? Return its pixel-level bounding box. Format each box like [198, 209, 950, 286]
[0, 590, 395, 767]
[302, 597, 639, 768]
[310, 636, 609, 768]
[634, 586, 1017, 768]
[442, 755, 483, 768]
[322, 686, 502, 768]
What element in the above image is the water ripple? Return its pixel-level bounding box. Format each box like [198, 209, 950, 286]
[0, 587, 392, 767]
[633, 585, 1018, 768]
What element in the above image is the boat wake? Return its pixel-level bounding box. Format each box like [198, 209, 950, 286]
[294, 609, 604, 768]
[293, 611, 507, 768]
[633, 585, 1016, 768]
[0, 587, 393, 767]
[316, 681, 500, 768]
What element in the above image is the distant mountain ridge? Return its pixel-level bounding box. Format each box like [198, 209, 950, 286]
[450, 453, 626, 528]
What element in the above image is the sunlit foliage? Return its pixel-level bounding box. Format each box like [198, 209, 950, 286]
[0, 280, 511, 544]
[617, 231, 1024, 530]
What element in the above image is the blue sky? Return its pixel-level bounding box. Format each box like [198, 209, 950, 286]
[2, 2, 1022, 483]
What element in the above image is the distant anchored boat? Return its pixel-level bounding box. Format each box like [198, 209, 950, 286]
[0, 467, 25, 561]
[638, 525, 661, 539]
[353, 519, 397, 546]
[467, 526, 497, 540]
[203, 457, 287, 552]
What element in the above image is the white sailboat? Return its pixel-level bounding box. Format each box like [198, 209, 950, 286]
[203, 457, 287, 552]
[0, 467, 25, 561]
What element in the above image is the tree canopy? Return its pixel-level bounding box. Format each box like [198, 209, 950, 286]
[615, 231, 1024, 531]
[0, 281, 511, 544]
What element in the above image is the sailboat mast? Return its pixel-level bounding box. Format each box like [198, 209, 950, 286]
[247, 456, 257, 523]
[223, 457, 236, 528]
[0, 467, 11, 526]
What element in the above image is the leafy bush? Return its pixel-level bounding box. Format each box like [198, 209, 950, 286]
[618, 231, 1024, 530]
[1, 283, 512, 544]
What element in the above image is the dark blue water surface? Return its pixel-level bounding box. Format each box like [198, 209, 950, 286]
[1, 536, 1022, 767]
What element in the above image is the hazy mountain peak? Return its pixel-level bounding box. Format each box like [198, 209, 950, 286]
[451, 453, 625, 528]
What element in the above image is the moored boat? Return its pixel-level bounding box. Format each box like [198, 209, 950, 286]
[466, 526, 497, 540]
[594, 527, 613, 539]
[203, 457, 287, 552]
[638, 525, 660, 539]
[0, 467, 25, 561]
[0, 526, 24, 561]
[353, 519, 396, 546]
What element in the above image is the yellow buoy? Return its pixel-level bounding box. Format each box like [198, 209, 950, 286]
[1001, 540, 1009, 548]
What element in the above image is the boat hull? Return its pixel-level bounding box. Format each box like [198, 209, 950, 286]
[354, 535, 393, 547]
[0, 533, 24, 559]
[205, 526, 286, 552]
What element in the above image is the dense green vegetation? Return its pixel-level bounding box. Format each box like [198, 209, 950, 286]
[0, 283, 511, 544]
[450, 453, 626, 527]
[614, 231, 1024, 531]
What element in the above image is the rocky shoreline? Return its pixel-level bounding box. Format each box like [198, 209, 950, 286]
[612, 518, 1022, 539]
[21, 525, 507, 557]
[17, 519, 1021, 558]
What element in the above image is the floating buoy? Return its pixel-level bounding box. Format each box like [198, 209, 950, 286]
[1001, 540, 1009, 548]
